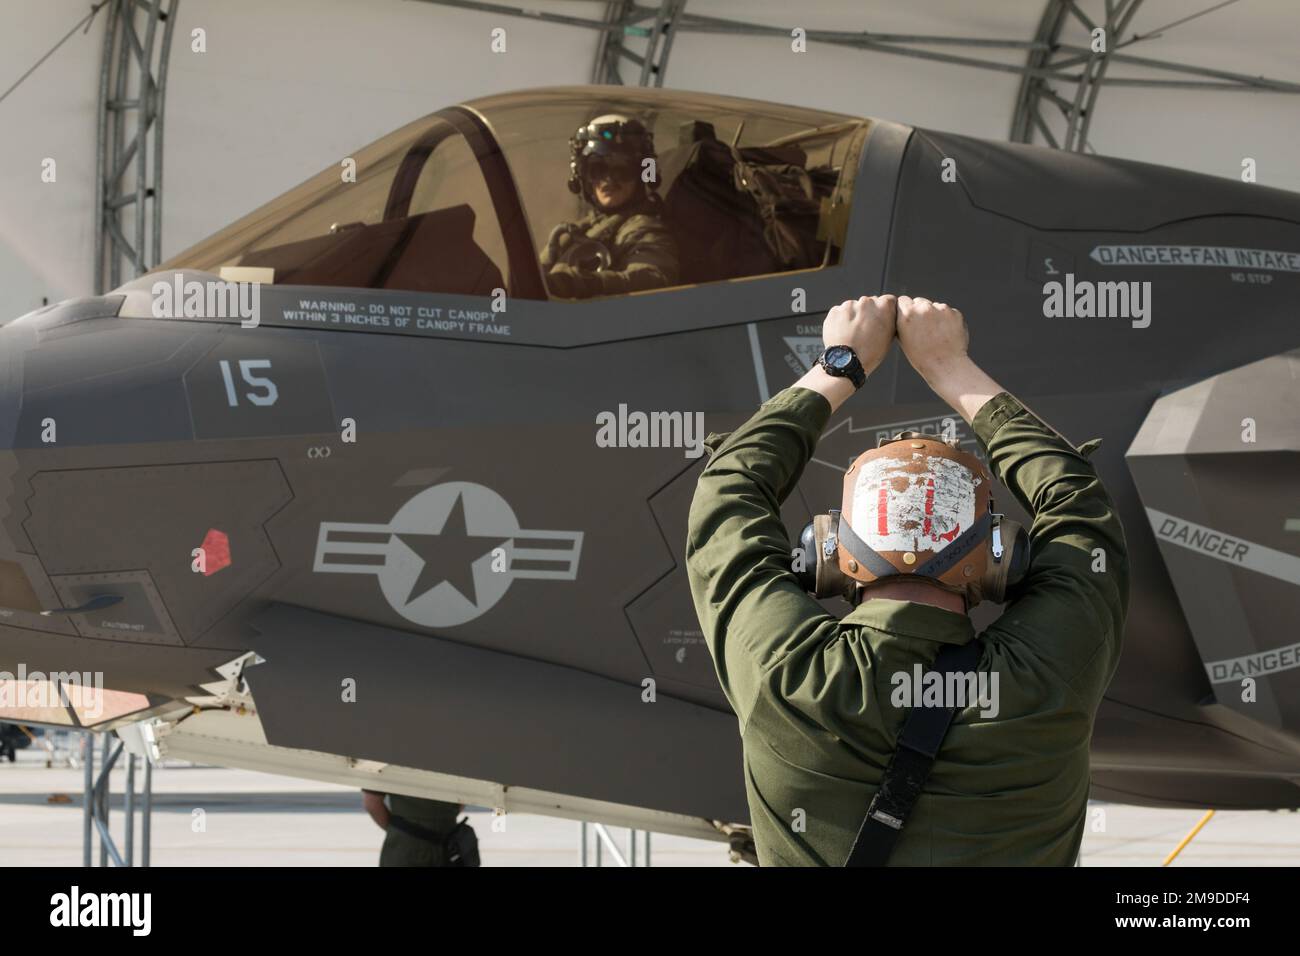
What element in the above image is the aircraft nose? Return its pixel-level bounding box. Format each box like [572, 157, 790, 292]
[0, 295, 129, 452]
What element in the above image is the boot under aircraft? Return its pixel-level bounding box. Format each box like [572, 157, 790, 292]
[2, 86, 1299, 845]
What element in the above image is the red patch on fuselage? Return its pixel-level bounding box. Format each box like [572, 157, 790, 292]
[201, 529, 231, 576]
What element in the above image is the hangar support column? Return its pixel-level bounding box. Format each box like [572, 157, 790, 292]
[591, 0, 688, 86]
[1010, 0, 1147, 152]
[94, 0, 181, 294]
[1009, 0, 1300, 152]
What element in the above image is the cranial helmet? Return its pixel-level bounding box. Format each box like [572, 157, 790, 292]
[567, 113, 658, 206]
[798, 431, 1030, 607]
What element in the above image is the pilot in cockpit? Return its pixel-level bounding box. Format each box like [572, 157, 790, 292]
[540, 114, 680, 298]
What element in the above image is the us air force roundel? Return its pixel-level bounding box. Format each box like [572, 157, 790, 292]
[312, 481, 583, 628]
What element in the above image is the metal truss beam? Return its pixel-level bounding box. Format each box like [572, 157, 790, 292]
[1012, 0, 1145, 152]
[95, 0, 180, 294]
[83, 731, 153, 867]
[590, 0, 687, 86]
[411, 0, 1300, 150]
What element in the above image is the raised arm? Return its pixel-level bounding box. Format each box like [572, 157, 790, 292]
[685, 297, 896, 727]
[896, 296, 1129, 697]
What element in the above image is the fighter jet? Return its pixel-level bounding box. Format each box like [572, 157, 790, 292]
[1, 85, 1297, 843]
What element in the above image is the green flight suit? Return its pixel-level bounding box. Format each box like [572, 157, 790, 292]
[685, 386, 1129, 866]
[540, 195, 679, 298]
[377, 794, 464, 867]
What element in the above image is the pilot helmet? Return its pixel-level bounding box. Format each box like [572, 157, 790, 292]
[567, 113, 658, 207]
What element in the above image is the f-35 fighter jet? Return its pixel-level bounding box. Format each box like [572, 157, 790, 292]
[1, 86, 1297, 839]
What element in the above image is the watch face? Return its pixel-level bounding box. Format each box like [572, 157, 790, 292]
[826, 346, 852, 369]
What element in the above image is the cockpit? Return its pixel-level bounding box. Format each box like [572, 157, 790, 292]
[162, 87, 869, 301]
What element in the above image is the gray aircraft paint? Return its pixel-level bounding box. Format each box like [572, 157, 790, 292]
[1127, 349, 1300, 747]
[1145, 508, 1300, 587]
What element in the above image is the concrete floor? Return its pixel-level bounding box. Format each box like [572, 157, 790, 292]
[1, 749, 1296, 866]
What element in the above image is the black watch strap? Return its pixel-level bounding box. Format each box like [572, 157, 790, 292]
[818, 347, 867, 389]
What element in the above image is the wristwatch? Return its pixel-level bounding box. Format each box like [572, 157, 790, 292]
[817, 345, 867, 389]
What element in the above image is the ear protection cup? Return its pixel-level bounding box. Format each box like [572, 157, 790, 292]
[797, 513, 856, 601]
[815, 512, 857, 602]
[975, 516, 1031, 604]
[796, 519, 818, 594]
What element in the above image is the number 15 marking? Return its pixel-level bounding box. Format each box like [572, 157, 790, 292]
[219, 359, 278, 407]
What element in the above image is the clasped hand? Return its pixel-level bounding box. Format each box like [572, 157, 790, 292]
[821, 294, 970, 384]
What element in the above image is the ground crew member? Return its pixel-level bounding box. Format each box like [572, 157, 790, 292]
[0, 722, 29, 762]
[361, 790, 476, 867]
[685, 294, 1128, 865]
[540, 113, 679, 298]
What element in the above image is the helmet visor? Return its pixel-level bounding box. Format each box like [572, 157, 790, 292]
[583, 155, 639, 184]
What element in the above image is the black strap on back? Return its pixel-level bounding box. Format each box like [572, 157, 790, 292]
[387, 814, 451, 844]
[844, 637, 983, 867]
